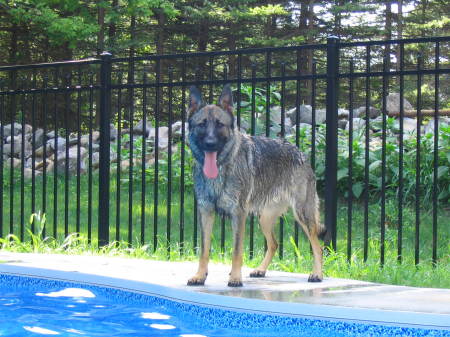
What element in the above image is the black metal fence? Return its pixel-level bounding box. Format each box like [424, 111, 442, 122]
[0, 36, 449, 265]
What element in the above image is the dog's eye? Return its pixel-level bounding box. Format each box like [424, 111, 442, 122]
[216, 121, 224, 128]
[199, 119, 207, 127]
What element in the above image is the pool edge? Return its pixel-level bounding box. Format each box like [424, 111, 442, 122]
[1, 264, 449, 331]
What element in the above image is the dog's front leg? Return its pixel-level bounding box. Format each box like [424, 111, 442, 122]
[187, 208, 215, 286]
[228, 211, 247, 287]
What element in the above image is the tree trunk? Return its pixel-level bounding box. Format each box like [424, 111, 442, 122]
[125, 14, 136, 125]
[298, 0, 314, 104]
[385, 2, 392, 70]
[227, 31, 237, 79]
[108, 0, 119, 52]
[196, 21, 209, 81]
[396, 0, 403, 77]
[9, 22, 18, 65]
[156, 11, 165, 55]
[97, 4, 105, 56]
[334, 0, 343, 38]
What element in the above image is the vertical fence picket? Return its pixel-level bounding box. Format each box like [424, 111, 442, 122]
[153, 59, 161, 251]
[415, 54, 423, 266]
[20, 83, 25, 241]
[167, 68, 174, 256]
[249, 63, 256, 260]
[88, 72, 94, 243]
[380, 56, 388, 266]
[128, 69, 135, 246]
[398, 43, 405, 263]
[363, 46, 370, 262]
[52, 68, 58, 239]
[98, 51, 112, 247]
[325, 37, 339, 251]
[31, 71, 37, 235]
[347, 59, 354, 263]
[76, 67, 82, 235]
[115, 73, 123, 243]
[180, 56, 187, 255]
[42, 75, 48, 238]
[141, 72, 148, 246]
[64, 73, 71, 238]
[432, 42, 440, 265]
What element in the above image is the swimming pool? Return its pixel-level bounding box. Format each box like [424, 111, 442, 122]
[0, 273, 448, 337]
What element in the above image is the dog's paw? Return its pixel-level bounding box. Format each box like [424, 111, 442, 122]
[187, 276, 206, 286]
[249, 270, 266, 278]
[227, 279, 243, 287]
[308, 274, 323, 282]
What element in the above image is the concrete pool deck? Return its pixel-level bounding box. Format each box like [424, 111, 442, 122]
[0, 251, 449, 330]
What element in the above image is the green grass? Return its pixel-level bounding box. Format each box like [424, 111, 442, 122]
[1, 166, 449, 289]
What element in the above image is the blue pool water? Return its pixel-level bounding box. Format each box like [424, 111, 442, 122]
[0, 274, 448, 337]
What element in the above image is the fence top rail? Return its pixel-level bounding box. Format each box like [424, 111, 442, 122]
[338, 36, 450, 48]
[111, 43, 328, 63]
[0, 58, 101, 72]
[0, 36, 448, 72]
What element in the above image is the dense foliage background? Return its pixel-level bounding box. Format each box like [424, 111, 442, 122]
[0, 0, 449, 65]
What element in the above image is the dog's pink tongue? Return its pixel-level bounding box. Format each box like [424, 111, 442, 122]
[203, 151, 218, 179]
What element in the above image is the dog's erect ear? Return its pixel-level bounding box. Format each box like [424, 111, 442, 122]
[188, 86, 202, 116]
[218, 84, 233, 115]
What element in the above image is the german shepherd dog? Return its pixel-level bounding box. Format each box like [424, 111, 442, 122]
[187, 85, 324, 287]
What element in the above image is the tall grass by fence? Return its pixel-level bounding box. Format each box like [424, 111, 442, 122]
[0, 36, 449, 267]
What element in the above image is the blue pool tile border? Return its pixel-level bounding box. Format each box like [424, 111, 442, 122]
[0, 264, 449, 334]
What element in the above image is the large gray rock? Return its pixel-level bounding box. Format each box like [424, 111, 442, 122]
[55, 146, 88, 173]
[148, 126, 169, 150]
[4, 123, 27, 137]
[345, 118, 366, 132]
[6, 135, 22, 144]
[172, 120, 189, 140]
[34, 145, 54, 158]
[110, 124, 118, 141]
[423, 117, 450, 135]
[91, 152, 100, 169]
[338, 108, 350, 119]
[338, 119, 348, 129]
[92, 131, 100, 143]
[357, 106, 381, 119]
[46, 130, 56, 139]
[397, 117, 418, 134]
[270, 106, 282, 124]
[2, 139, 32, 158]
[287, 105, 326, 125]
[80, 135, 91, 147]
[133, 119, 152, 136]
[29, 128, 46, 148]
[47, 137, 66, 152]
[386, 93, 413, 114]
[35, 158, 54, 171]
[23, 168, 43, 179]
[4, 157, 22, 169]
[79, 133, 101, 147]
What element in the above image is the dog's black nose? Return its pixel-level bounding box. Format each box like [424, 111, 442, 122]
[204, 136, 218, 149]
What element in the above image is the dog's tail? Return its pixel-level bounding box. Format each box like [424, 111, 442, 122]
[293, 176, 325, 240]
[318, 225, 328, 242]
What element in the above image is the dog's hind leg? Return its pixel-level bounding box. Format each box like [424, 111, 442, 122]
[249, 207, 283, 278]
[292, 186, 323, 282]
[187, 208, 215, 286]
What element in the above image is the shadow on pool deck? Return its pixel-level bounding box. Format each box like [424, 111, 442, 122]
[0, 252, 449, 321]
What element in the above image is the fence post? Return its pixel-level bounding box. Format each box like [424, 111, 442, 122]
[98, 51, 112, 247]
[325, 36, 339, 251]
